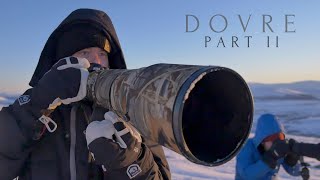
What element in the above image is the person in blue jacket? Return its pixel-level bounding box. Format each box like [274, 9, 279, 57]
[235, 113, 302, 180]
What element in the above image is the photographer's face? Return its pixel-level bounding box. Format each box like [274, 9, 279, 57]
[263, 141, 273, 151]
[73, 47, 109, 68]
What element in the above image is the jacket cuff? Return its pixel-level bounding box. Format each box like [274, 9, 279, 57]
[10, 90, 47, 141]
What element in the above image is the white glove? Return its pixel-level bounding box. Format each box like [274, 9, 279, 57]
[85, 111, 142, 149]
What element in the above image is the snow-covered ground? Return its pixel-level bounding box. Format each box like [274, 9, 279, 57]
[1, 81, 320, 179]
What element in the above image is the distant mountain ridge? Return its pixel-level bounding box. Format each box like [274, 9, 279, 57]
[0, 92, 20, 107]
[248, 81, 320, 101]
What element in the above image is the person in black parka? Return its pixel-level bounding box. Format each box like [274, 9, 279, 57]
[0, 8, 171, 180]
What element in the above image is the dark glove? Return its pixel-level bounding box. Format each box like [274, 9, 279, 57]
[86, 111, 143, 173]
[32, 57, 90, 112]
[15, 57, 90, 132]
[262, 149, 279, 169]
[284, 152, 300, 167]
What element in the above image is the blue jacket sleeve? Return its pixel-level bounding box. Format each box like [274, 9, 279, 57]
[236, 140, 272, 179]
[282, 160, 301, 176]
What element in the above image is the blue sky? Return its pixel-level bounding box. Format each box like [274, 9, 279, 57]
[0, 0, 319, 93]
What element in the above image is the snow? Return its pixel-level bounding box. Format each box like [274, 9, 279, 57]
[0, 81, 320, 179]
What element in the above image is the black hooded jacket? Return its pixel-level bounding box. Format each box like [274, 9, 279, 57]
[30, 8, 126, 87]
[0, 9, 170, 180]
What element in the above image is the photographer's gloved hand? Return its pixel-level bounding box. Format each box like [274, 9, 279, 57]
[262, 149, 279, 169]
[32, 56, 90, 112]
[284, 152, 300, 167]
[282, 139, 300, 167]
[12, 57, 90, 139]
[86, 111, 143, 173]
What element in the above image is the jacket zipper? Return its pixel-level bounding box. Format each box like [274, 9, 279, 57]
[70, 105, 79, 180]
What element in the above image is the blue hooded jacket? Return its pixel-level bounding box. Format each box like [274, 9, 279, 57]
[235, 114, 301, 180]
